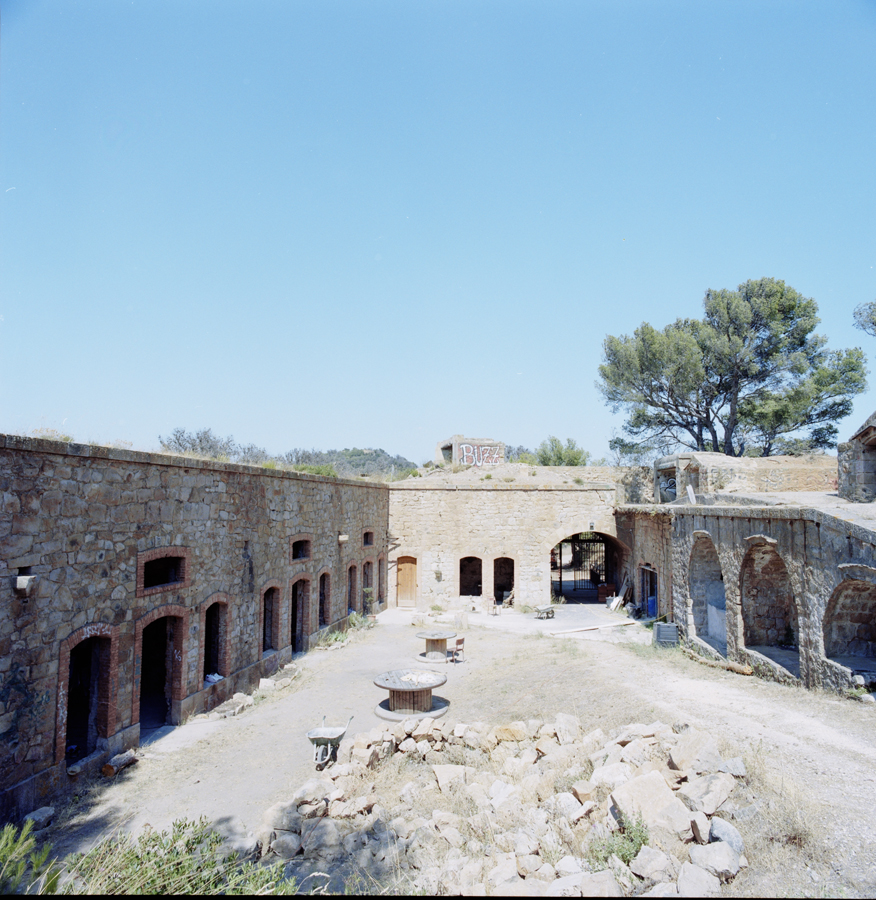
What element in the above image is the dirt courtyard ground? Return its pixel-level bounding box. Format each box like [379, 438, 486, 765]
[43, 608, 876, 896]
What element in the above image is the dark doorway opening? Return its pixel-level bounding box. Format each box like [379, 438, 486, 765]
[263, 587, 277, 653]
[494, 558, 515, 602]
[319, 573, 331, 627]
[291, 580, 307, 652]
[551, 533, 617, 603]
[140, 618, 172, 731]
[66, 636, 108, 764]
[460, 557, 482, 596]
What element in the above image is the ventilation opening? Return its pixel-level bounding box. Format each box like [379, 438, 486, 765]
[364, 531, 374, 546]
[144, 556, 184, 589]
[292, 540, 311, 560]
[18, 566, 33, 576]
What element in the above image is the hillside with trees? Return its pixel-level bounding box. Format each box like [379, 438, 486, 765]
[158, 429, 418, 479]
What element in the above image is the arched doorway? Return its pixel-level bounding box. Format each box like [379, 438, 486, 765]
[139, 616, 180, 732]
[460, 557, 483, 597]
[689, 534, 726, 654]
[494, 558, 514, 602]
[740, 543, 799, 676]
[823, 580, 876, 684]
[550, 532, 618, 603]
[65, 635, 111, 764]
[291, 578, 309, 652]
[397, 557, 417, 608]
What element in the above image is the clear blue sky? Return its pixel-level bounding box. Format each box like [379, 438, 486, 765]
[2, 0, 875, 464]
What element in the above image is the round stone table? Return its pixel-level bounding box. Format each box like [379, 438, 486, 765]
[373, 668, 449, 721]
[416, 629, 457, 662]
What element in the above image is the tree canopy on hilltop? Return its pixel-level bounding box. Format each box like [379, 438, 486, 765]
[597, 278, 868, 457]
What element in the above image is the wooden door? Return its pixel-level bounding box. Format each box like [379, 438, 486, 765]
[397, 557, 417, 607]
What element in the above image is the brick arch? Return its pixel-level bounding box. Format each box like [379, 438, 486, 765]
[56, 622, 119, 765]
[133, 604, 189, 726]
[259, 580, 284, 654]
[199, 593, 230, 679]
[289, 573, 311, 651]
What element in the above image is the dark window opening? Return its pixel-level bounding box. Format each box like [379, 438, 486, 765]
[460, 557, 482, 596]
[18, 565, 33, 576]
[144, 555, 184, 589]
[362, 561, 373, 611]
[364, 531, 374, 546]
[66, 636, 108, 764]
[292, 540, 311, 560]
[378, 558, 386, 603]
[203, 603, 224, 678]
[263, 587, 277, 652]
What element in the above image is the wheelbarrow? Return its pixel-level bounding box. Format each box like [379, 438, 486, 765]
[306, 715, 353, 770]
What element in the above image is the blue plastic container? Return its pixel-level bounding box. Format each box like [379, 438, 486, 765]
[647, 596, 657, 617]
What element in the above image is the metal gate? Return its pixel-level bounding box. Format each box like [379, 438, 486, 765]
[551, 533, 614, 599]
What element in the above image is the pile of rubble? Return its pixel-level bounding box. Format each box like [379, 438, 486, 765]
[258, 713, 756, 896]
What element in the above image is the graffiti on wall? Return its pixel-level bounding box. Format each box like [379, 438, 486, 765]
[458, 444, 502, 467]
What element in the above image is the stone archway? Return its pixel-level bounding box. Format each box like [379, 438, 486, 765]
[823, 579, 876, 684]
[689, 533, 726, 653]
[740, 541, 799, 677]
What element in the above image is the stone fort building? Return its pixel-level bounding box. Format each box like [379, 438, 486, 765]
[1, 425, 875, 818]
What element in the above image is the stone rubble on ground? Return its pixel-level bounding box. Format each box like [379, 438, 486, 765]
[206, 663, 301, 720]
[257, 714, 753, 896]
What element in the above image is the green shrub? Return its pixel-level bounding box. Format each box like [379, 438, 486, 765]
[0, 819, 60, 894]
[587, 813, 648, 869]
[61, 817, 294, 894]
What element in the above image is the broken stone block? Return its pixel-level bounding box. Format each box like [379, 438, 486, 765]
[590, 742, 625, 768]
[629, 845, 675, 883]
[709, 816, 745, 856]
[293, 778, 333, 806]
[718, 756, 747, 778]
[351, 746, 379, 769]
[413, 717, 435, 740]
[270, 832, 302, 858]
[398, 737, 418, 753]
[640, 884, 679, 897]
[691, 811, 710, 844]
[301, 819, 342, 859]
[620, 738, 652, 768]
[535, 735, 559, 757]
[496, 722, 528, 742]
[516, 854, 542, 878]
[487, 852, 520, 887]
[571, 779, 596, 803]
[258, 678, 276, 691]
[570, 801, 595, 824]
[263, 800, 302, 832]
[519, 747, 539, 767]
[676, 861, 721, 897]
[23, 807, 54, 830]
[433, 763, 467, 791]
[402, 717, 418, 736]
[610, 771, 692, 839]
[555, 855, 583, 876]
[690, 841, 741, 882]
[668, 730, 724, 774]
[578, 870, 624, 896]
[591, 762, 633, 790]
[677, 773, 736, 815]
[544, 792, 582, 820]
[554, 713, 582, 745]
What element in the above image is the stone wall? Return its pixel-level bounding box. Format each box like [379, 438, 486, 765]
[388, 481, 624, 609]
[838, 413, 876, 502]
[0, 434, 388, 818]
[655, 452, 837, 501]
[659, 503, 876, 691]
